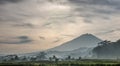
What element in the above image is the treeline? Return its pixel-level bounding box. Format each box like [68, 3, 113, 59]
[93, 39, 120, 59]
[0, 52, 82, 62]
[0, 52, 47, 62]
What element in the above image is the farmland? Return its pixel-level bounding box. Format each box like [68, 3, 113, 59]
[0, 59, 120, 66]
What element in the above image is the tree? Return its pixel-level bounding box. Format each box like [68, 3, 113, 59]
[14, 55, 19, 60]
[66, 55, 71, 60]
[52, 55, 59, 62]
[78, 57, 82, 60]
[30, 57, 36, 61]
[53, 55, 56, 59]
[68, 56, 71, 60]
[37, 52, 47, 60]
[55, 58, 59, 63]
[98, 40, 111, 46]
[22, 56, 27, 61]
[49, 57, 52, 61]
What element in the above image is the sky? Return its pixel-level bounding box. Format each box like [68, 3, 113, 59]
[0, 0, 120, 54]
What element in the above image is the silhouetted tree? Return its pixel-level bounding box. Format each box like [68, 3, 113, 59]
[55, 58, 59, 63]
[98, 40, 111, 46]
[66, 55, 71, 60]
[53, 55, 56, 59]
[68, 56, 71, 60]
[37, 52, 47, 60]
[52, 55, 59, 62]
[49, 57, 52, 61]
[30, 57, 36, 61]
[78, 57, 82, 60]
[14, 55, 19, 60]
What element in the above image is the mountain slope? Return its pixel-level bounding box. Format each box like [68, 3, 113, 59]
[93, 39, 120, 59]
[49, 33, 102, 51]
[46, 47, 93, 58]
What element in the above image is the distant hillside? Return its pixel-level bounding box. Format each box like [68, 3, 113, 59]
[46, 47, 93, 58]
[49, 33, 102, 51]
[92, 39, 120, 59]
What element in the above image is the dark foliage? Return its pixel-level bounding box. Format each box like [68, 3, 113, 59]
[93, 39, 120, 58]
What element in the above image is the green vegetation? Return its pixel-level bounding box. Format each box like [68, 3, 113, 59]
[0, 59, 120, 66]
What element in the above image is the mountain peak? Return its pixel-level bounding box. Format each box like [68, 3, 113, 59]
[49, 33, 102, 51]
[80, 33, 100, 39]
[80, 33, 95, 37]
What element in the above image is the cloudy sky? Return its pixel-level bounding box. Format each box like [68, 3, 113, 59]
[0, 0, 120, 54]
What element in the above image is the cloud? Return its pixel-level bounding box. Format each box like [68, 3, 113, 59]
[96, 30, 115, 35]
[39, 36, 46, 40]
[84, 19, 93, 23]
[13, 23, 34, 28]
[68, 0, 120, 20]
[0, 36, 32, 44]
[0, 0, 120, 54]
[53, 39, 61, 43]
[69, 0, 120, 6]
[0, 0, 23, 4]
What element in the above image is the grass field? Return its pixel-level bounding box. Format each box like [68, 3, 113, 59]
[0, 59, 120, 66]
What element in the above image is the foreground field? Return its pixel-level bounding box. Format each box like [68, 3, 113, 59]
[0, 59, 120, 66]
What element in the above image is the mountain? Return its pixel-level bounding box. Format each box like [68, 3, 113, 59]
[92, 39, 120, 59]
[49, 33, 102, 51]
[67, 47, 93, 58]
[0, 34, 104, 61]
[46, 47, 93, 58]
